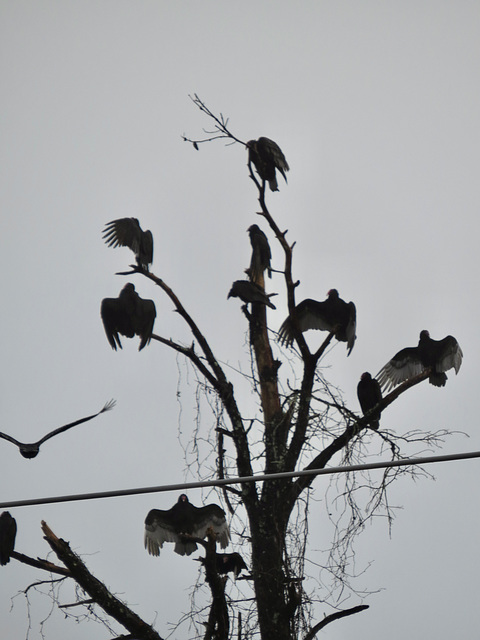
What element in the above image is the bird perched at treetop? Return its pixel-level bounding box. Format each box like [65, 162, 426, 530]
[246, 137, 289, 192]
[377, 330, 463, 392]
[144, 494, 230, 557]
[247, 224, 272, 283]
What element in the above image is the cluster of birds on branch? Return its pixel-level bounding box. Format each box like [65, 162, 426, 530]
[241, 138, 463, 431]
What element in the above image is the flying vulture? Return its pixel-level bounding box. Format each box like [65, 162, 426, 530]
[144, 494, 230, 557]
[247, 224, 272, 283]
[198, 552, 248, 580]
[246, 137, 289, 192]
[0, 400, 115, 459]
[102, 218, 153, 270]
[0, 512, 16, 566]
[101, 283, 156, 351]
[377, 330, 463, 392]
[357, 372, 383, 430]
[278, 289, 356, 355]
[228, 280, 276, 309]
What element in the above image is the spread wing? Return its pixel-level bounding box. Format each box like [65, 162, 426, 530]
[102, 218, 153, 269]
[278, 299, 333, 347]
[434, 335, 463, 374]
[376, 346, 423, 392]
[144, 508, 185, 556]
[37, 400, 116, 446]
[133, 298, 156, 351]
[189, 503, 230, 550]
[101, 297, 132, 350]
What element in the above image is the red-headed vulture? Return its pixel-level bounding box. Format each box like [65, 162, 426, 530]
[144, 494, 230, 557]
[0, 512, 16, 565]
[0, 400, 115, 459]
[377, 330, 463, 392]
[246, 137, 289, 192]
[357, 372, 382, 429]
[102, 218, 153, 270]
[101, 283, 156, 351]
[278, 289, 356, 355]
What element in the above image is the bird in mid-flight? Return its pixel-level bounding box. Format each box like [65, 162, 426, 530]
[144, 494, 230, 557]
[228, 280, 276, 309]
[101, 283, 156, 351]
[0, 400, 115, 459]
[278, 289, 356, 355]
[377, 330, 463, 392]
[0, 512, 17, 565]
[246, 137, 289, 192]
[357, 372, 383, 429]
[102, 218, 153, 270]
[247, 224, 272, 283]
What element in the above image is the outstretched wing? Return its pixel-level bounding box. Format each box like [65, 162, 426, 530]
[144, 507, 184, 556]
[376, 346, 423, 392]
[190, 503, 230, 549]
[103, 218, 153, 269]
[435, 335, 463, 374]
[133, 298, 156, 351]
[36, 399, 116, 446]
[278, 299, 333, 347]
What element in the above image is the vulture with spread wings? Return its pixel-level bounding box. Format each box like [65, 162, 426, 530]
[357, 372, 383, 429]
[246, 137, 289, 192]
[228, 280, 276, 309]
[377, 330, 463, 392]
[247, 224, 272, 283]
[101, 283, 156, 351]
[144, 494, 230, 557]
[0, 512, 16, 565]
[102, 218, 153, 270]
[0, 400, 115, 459]
[278, 289, 356, 355]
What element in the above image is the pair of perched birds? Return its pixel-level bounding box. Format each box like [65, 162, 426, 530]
[357, 330, 463, 430]
[144, 494, 247, 579]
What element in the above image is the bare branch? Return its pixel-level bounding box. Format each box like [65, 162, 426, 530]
[304, 605, 369, 640]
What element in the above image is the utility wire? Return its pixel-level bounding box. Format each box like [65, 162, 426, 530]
[1, 449, 479, 510]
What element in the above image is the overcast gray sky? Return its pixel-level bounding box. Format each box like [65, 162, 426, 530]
[1, 2, 479, 639]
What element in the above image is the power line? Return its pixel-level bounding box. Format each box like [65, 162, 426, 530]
[1, 449, 479, 510]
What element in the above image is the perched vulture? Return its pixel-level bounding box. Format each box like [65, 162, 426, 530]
[198, 552, 248, 580]
[357, 372, 383, 430]
[0, 512, 17, 565]
[0, 400, 115, 459]
[278, 289, 356, 355]
[246, 137, 289, 192]
[102, 218, 153, 270]
[101, 283, 156, 351]
[228, 280, 276, 309]
[144, 494, 230, 557]
[377, 330, 463, 392]
[247, 224, 272, 283]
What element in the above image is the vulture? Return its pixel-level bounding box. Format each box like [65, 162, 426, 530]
[144, 494, 230, 557]
[357, 372, 383, 430]
[198, 552, 248, 580]
[278, 289, 356, 355]
[101, 283, 156, 351]
[102, 218, 153, 270]
[246, 137, 289, 192]
[377, 330, 463, 392]
[228, 280, 276, 309]
[0, 512, 16, 565]
[0, 400, 115, 459]
[247, 224, 272, 283]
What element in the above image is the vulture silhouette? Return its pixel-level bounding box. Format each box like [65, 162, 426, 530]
[357, 372, 383, 429]
[198, 552, 248, 580]
[278, 289, 356, 355]
[228, 280, 276, 309]
[246, 137, 289, 192]
[377, 330, 463, 392]
[101, 283, 156, 351]
[247, 224, 272, 283]
[0, 512, 16, 565]
[102, 218, 153, 270]
[144, 494, 230, 557]
[0, 400, 115, 459]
